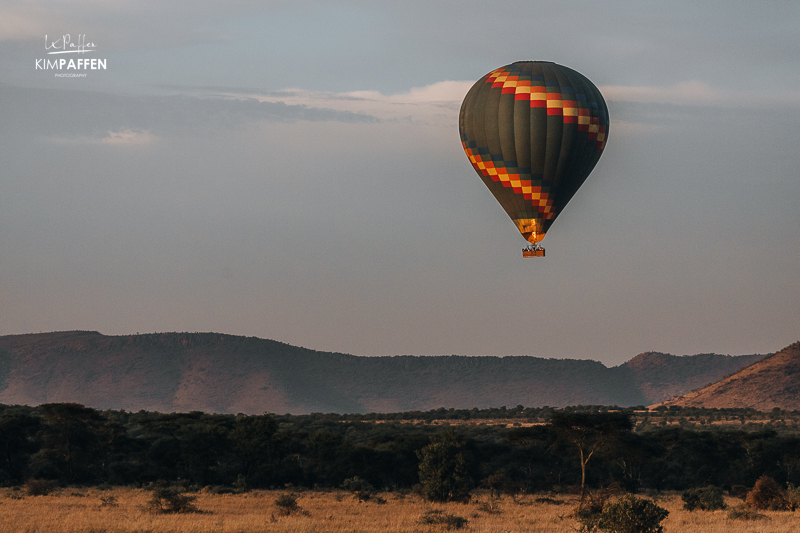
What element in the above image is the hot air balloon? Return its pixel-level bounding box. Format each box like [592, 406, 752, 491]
[459, 61, 609, 257]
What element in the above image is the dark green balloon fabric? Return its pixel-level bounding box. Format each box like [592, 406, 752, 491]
[459, 61, 608, 242]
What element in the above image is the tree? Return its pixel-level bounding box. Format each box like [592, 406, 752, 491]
[37, 403, 109, 483]
[178, 421, 229, 485]
[507, 424, 561, 493]
[416, 430, 471, 502]
[139, 412, 232, 485]
[550, 412, 632, 505]
[0, 411, 40, 483]
[229, 414, 279, 486]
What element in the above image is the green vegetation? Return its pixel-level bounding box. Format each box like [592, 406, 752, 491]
[274, 492, 304, 516]
[681, 485, 726, 510]
[146, 482, 198, 513]
[1, 402, 800, 499]
[418, 510, 468, 530]
[550, 412, 632, 504]
[341, 475, 383, 502]
[745, 475, 798, 511]
[24, 478, 57, 496]
[727, 504, 768, 521]
[416, 430, 471, 502]
[582, 494, 668, 533]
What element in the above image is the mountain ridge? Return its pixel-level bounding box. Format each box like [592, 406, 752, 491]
[0, 331, 776, 414]
[654, 341, 800, 411]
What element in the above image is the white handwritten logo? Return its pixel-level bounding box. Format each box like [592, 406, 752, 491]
[45, 34, 96, 54]
[37, 34, 107, 76]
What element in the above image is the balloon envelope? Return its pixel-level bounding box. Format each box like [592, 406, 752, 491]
[459, 61, 609, 243]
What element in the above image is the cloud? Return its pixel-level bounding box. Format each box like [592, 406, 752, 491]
[601, 81, 800, 108]
[100, 129, 156, 146]
[210, 78, 800, 134]
[344, 80, 474, 104]
[11, 77, 797, 151]
[1, 84, 377, 147]
[45, 129, 156, 147]
[211, 80, 474, 126]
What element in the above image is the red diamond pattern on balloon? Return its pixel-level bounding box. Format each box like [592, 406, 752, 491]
[482, 66, 607, 150]
[462, 143, 556, 219]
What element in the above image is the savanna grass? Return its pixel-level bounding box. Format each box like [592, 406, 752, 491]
[1, 487, 799, 533]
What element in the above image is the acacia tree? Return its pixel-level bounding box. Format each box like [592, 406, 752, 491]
[550, 412, 632, 505]
[416, 430, 472, 502]
[37, 402, 121, 483]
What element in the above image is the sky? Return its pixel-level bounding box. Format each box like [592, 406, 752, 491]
[0, 1, 798, 366]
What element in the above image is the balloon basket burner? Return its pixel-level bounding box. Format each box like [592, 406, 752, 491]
[523, 248, 545, 258]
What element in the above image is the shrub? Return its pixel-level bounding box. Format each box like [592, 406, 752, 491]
[577, 494, 669, 533]
[99, 495, 118, 507]
[147, 483, 198, 514]
[483, 471, 510, 498]
[681, 486, 726, 511]
[416, 431, 472, 503]
[574, 494, 609, 531]
[24, 478, 57, 496]
[418, 510, 468, 530]
[274, 492, 305, 516]
[233, 474, 248, 493]
[786, 483, 800, 509]
[342, 476, 376, 501]
[727, 504, 768, 521]
[201, 485, 235, 495]
[574, 486, 619, 531]
[729, 485, 749, 499]
[745, 476, 795, 511]
[476, 498, 502, 514]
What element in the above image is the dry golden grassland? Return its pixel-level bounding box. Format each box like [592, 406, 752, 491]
[1, 487, 798, 533]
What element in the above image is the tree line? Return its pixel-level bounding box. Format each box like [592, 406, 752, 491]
[1, 403, 799, 494]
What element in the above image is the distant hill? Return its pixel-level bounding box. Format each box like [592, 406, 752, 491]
[0, 331, 773, 414]
[654, 341, 800, 411]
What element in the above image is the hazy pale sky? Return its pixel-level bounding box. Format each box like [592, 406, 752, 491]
[1, 1, 798, 365]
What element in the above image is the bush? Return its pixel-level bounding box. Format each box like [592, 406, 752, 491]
[416, 431, 472, 503]
[786, 483, 800, 509]
[681, 486, 726, 511]
[99, 495, 118, 507]
[483, 471, 512, 498]
[274, 492, 305, 516]
[24, 478, 57, 496]
[476, 498, 502, 514]
[233, 474, 248, 493]
[147, 483, 198, 514]
[418, 510, 468, 530]
[577, 494, 669, 533]
[574, 486, 619, 531]
[342, 476, 376, 501]
[729, 485, 749, 499]
[727, 504, 768, 521]
[201, 485, 235, 495]
[745, 476, 795, 511]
